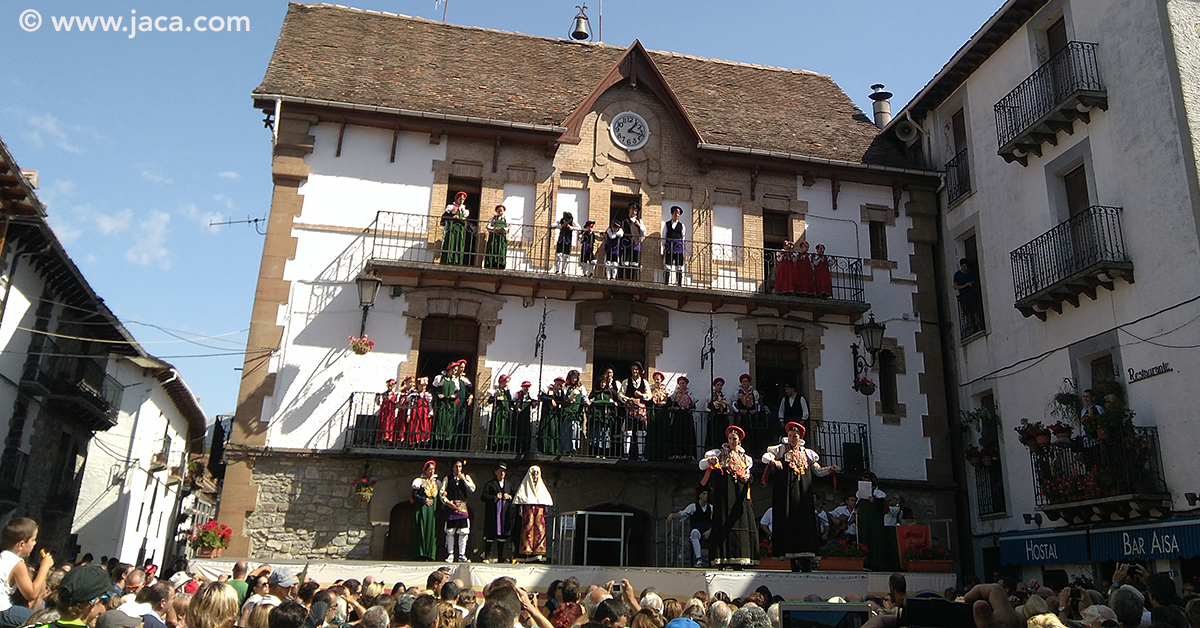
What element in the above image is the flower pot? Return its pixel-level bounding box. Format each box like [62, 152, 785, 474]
[1025, 440, 1041, 452]
[1035, 433, 1051, 447]
[353, 491, 373, 503]
[968, 456, 982, 468]
[856, 382, 876, 396]
[351, 344, 372, 355]
[981, 455, 993, 466]
[1053, 431, 1071, 440]
[907, 559, 953, 573]
[1095, 427, 1110, 441]
[818, 556, 864, 571]
[198, 546, 223, 558]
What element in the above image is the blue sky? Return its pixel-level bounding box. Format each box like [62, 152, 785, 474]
[0, 1, 999, 418]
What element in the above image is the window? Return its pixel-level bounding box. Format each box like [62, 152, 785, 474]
[975, 392, 1006, 517]
[952, 109, 968, 154]
[1091, 354, 1115, 384]
[879, 350, 898, 414]
[416, 317, 479, 382]
[957, 235, 986, 338]
[762, 211, 789, 246]
[1046, 17, 1068, 57]
[869, 221, 888, 261]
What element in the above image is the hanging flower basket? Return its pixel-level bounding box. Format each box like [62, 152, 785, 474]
[349, 335, 375, 355]
[353, 491, 372, 503]
[853, 377, 876, 396]
[352, 476, 376, 503]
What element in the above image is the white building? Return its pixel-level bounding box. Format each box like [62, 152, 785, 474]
[888, 0, 1200, 586]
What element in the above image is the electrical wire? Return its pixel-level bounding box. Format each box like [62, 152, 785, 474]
[16, 326, 248, 345]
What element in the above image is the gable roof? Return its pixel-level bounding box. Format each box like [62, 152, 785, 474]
[255, 2, 913, 168]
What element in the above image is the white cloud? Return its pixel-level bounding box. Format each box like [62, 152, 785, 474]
[26, 112, 84, 154]
[180, 202, 223, 233]
[47, 212, 82, 244]
[125, 209, 172, 268]
[139, 166, 173, 185]
[93, 208, 133, 235]
[217, 171, 241, 179]
[83, 253, 97, 264]
[37, 178, 76, 209]
[213, 194, 236, 211]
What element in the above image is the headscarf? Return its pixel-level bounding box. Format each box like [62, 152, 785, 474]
[513, 465, 553, 506]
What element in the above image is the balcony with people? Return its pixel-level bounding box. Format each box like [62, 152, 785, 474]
[364, 208, 867, 315]
[993, 41, 1108, 166]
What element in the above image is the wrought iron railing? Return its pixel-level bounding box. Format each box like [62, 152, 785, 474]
[342, 390, 869, 468]
[974, 460, 1006, 517]
[994, 42, 1105, 150]
[945, 149, 971, 204]
[368, 211, 865, 302]
[1029, 426, 1167, 507]
[23, 338, 122, 422]
[958, 296, 986, 339]
[1010, 205, 1129, 302]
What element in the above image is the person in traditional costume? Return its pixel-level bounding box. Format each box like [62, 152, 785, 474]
[776, 382, 810, 447]
[375, 378, 400, 444]
[515, 381, 537, 454]
[812, 243, 834, 298]
[795, 241, 816, 295]
[732, 374, 763, 450]
[432, 362, 461, 447]
[620, 202, 646, 280]
[553, 212, 575, 274]
[452, 361, 474, 450]
[513, 465, 554, 561]
[440, 459, 476, 562]
[484, 374, 515, 452]
[706, 377, 731, 456]
[619, 361, 651, 460]
[562, 370, 589, 454]
[411, 460, 440, 560]
[579, 221, 597, 277]
[484, 204, 509, 269]
[774, 241, 798, 294]
[407, 377, 434, 445]
[855, 473, 892, 572]
[441, 191, 469, 265]
[481, 463, 516, 563]
[670, 375, 698, 460]
[761, 422, 839, 571]
[678, 485, 714, 567]
[540, 378, 565, 455]
[603, 221, 623, 280]
[699, 425, 758, 567]
[661, 206, 686, 286]
[395, 375, 415, 445]
[589, 366, 621, 456]
[648, 371, 670, 459]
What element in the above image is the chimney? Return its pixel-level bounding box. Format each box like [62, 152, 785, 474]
[869, 84, 893, 128]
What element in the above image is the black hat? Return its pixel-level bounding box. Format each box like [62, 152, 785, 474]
[59, 565, 111, 605]
[695, 485, 712, 495]
[497, 462, 508, 470]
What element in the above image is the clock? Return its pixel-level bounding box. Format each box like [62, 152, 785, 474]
[608, 111, 650, 151]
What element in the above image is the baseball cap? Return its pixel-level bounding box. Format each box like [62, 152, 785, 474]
[59, 565, 112, 605]
[269, 566, 299, 588]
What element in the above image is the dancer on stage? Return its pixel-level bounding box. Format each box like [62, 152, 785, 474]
[761, 422, 839, 571]
[481, 462, 516, 563]
[411, 460, 439, 560]
[513, 465, 554, 561]
[677, 485, 713, 567]
[440, 459, 476, 562]
[699, 425, 758, 567]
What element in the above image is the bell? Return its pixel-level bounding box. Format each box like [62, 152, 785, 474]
[570, 6, 591, 40]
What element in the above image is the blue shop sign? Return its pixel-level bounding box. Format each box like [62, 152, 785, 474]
[999, 529, 1089, 565]
[1090, 517, 1200, 562]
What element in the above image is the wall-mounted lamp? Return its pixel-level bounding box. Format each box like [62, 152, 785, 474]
[851, 314, 886, 381]
[1186, 492, 1198, 507]
[1023, 513, 1043, 527]
[355, 271, 383, 336]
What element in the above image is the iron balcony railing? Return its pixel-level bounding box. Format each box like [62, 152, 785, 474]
[1010, 205, 1129, 302]
[368, 211, 866, 303]
[944, 149, 971, 205]
[342, 390, 869, 469]
[958, 297, 986, 339]
[1029, 426, 1167, 508]
[23, 337, 122, 423]
[994, 42, 1105, 151]
[974, 459, 1006, 517]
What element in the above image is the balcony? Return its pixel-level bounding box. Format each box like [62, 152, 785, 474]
[974, 459, 1006, 518]
[994, 42, 1108, 166]
[944, 149, 971, 205]
[1010, 205, 1133, 320]
[1029, 426, 1169, 524]
[0, 447, 28, 500]
[341, 391, 869, 471]
[367, 211, 867, 315]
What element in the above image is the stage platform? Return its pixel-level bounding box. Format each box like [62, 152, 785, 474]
[190, 559, 955, 601]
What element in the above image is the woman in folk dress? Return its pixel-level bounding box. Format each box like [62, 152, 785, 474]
[513, 465, 554, 560]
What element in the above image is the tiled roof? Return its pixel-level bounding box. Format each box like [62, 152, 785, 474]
[256, 3, 912, 168]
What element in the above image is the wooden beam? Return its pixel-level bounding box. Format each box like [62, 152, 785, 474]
[830, 176, 840, 211]
[335, 121, 347, 157]
[493, 137, 501, 173]
[390, 129, 400, 163]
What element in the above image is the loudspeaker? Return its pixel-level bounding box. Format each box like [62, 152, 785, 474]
[895, 120, 920, 144]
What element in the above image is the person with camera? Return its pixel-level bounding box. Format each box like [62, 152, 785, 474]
[862, 583, 1024, 628]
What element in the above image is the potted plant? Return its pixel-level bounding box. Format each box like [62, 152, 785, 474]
[1048, 420, 1073, 441]
[1082, 403, 1133, 440]
[349, 334, 375, 355]
[818, 539, 868, 571]
[959, 406, 996, 433]
[853, 376, 876, 396]
[904, 543, 953, 572]
[963, 443, 983, 467]
[352, 476, 376, 503]
[1014, 419, 1047, 450]
[190, 520, 232, 558]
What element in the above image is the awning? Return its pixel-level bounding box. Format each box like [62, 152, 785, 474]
[999, 529, 1089, 565]
[1089, 516, 1200, 562]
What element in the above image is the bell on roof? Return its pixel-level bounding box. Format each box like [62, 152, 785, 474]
[570, 5, 592, 41]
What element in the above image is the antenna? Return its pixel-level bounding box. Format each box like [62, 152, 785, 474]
[209, 215, 267, 235]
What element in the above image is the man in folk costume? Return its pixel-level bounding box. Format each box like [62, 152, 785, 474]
[776, 382, 810, 446]
[603, 221, 623, 280]
[590, 366, 621, 456]
[661, 206, 687, 285]
[762, 422, 839, 571]
[677, 485, 714, 567]
[439, 459, 476, 563]
[513, 465, 554, 561]
[699, 425, 758, 567]
[411, 460, 440, 560]
[432, 362, 460, 446]
[480, 462, 516, 563]
[618, 362, 651, 460]
[706, 377, 731, 456]
[452, 360, 474, 450]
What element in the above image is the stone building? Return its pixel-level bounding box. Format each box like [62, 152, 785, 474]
[221, 3, 957, 565]
[885, 0, 1200, 585]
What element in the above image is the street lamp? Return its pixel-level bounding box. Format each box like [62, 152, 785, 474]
[355, 271, 383, 337]
[850, 314, 886, 384]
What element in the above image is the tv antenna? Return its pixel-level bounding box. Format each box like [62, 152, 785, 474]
[209, 215, 268, 235]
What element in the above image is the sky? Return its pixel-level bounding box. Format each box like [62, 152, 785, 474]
[0, 0, 1001, 419]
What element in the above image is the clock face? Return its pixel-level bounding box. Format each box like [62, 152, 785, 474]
[609, 111, 650, 151]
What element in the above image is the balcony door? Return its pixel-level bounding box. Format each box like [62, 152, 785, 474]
[1064, 165, 1094, 272]
[1045, 17, 1071, 101]
[755, 341, 803, 452]
[592, 328, 646, 388]
[416, 317, 479, 386]
[445, 178, 482, 266]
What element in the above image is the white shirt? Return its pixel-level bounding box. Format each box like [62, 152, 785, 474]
[816, 510, 830, 535]
[118, 601, 160, 623]
[884, 505, 902, 527]
[678, 502, 712, 518]
[831, 505, 857, 536]
[776, 395, 810, 421]
[0, 550, 21, 612]
[759, 507, 774, 534]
